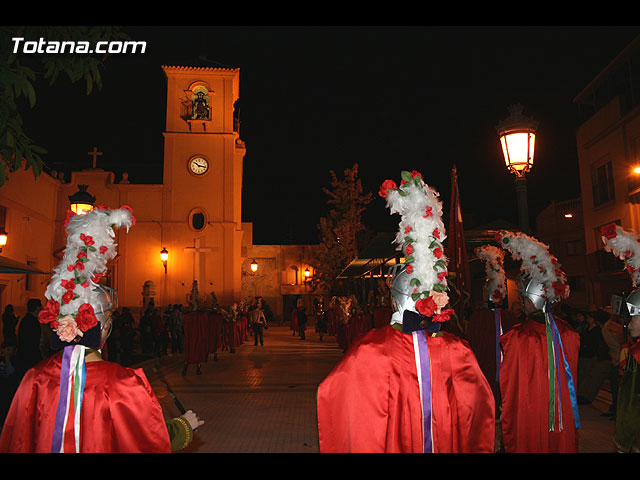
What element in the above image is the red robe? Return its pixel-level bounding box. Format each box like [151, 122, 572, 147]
[183, 311, 211, 364]
[0, 353, 171, 453]
[499, 317, 580, 453]
[317, 324, 495, 453]
[207, 312, 223, 355]
[465, 307, 519, 416]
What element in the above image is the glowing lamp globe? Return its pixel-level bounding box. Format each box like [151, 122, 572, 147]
[68, 185, 96, 215]
[0, 228, 7, 248]
[250, 260, 258, 272]
[160, 247, 169, 262]
[496, 104, 538, 177]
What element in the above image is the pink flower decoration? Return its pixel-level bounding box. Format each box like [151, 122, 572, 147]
[55, 315, 83, 343]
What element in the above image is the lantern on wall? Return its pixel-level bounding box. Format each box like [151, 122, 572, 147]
[250, 260, 258, 272]
[0, 227, 7, 253]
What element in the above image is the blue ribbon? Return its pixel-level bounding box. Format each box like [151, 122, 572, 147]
[547, 313, 581, 430]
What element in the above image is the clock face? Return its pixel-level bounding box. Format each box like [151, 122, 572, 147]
[189, 157, 209, 175]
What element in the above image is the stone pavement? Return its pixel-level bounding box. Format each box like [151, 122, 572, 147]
[138, 325, 625, 454]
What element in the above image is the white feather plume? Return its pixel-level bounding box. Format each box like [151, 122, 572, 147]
[496, 230, 569, 303]
[475, 244, 507, 304]
[599, 222, 640, 286]
[44, 205, 135, 317]
[381, 170, 448, 302]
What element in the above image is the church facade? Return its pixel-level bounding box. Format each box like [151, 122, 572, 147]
[0, 64, 320, 324]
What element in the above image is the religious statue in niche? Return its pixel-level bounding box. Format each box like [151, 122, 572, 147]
[191, 89, 210, 120]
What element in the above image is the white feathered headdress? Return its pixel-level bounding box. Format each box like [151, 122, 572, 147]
[380, 170, 453, 321]
[475, 244, 507, 305]
[495, 230, 569, 303]
[600, 222, 640, 286]
[38, 205, 135, 342]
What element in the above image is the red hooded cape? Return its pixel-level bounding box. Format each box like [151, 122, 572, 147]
[317, 324, 495, 453]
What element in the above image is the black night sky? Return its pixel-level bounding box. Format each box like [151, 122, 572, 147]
[18, 26, 640, 245]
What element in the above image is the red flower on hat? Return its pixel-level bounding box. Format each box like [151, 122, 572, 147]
[378, 180, 397, 198]
[433, 227, 440, 239]
[601, 223, 618, 240]
[75, 261, 85, 271]
[404, 226, 412, 234]
[433, 308, 455, 323]
[437, 271, 447, 282]
[92, 272, 103, 283]
[410, 170, 422, 180]
[77, 251, 87, 259]
[406, 244, 414, 255]
[416, 296, 438, 317]
[38, 299, 60, 327]
[63, 210, 76, 229]
[60, 279, 75, 291]
[79, 233, 95, 246]
[100, 245, 108, 254]
[552, 281, 567, 297]
[62, 290, 75, 305]
[75, 303, 98, 332]
[433, 247, 443, 259]
[121, 204, 136, 226]
[406, 264, 413, 274]
[423, 206, 433, 218]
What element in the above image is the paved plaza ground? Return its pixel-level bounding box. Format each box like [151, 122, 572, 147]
[135, 325, 626, 454]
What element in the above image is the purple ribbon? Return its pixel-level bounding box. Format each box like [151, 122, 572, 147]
[51, 346, 73, 452]
[494, 308, 501, 382]
[415, 331, 433, 453]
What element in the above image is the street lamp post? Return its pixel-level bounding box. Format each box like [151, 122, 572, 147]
[496, 104, 538, 234]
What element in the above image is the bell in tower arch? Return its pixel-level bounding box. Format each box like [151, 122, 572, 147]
[192, 90, 210, 120]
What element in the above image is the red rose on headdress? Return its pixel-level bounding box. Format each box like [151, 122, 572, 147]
[80, 233, 95, 246]
[552, 281, 567, 297]
[92, 272, 103, 283]
[433, 308, 455, 323]
[406, 244, 414, 255]
[62, 290, 75, 305]
[406, 264, 413, 274]
[433, 227, 440, 239]
[601, 223, 618, 240]
[121, 204, 136, 226]
[416, 296, 438, 317]
[75, 261, 85, 271]
[437, 271, 447, 282]
[423, 206, 433, 218]
[38, 299, 60, 327]
[75, 303, 98, 332]
[433, 247, 443, 259]
[404, 226, 412, 234]
[60, 278, 75, 291]
[378, 180, 397, 198]
[77, 251, 87, 259]
[63, 210, 76, 229]
[100, 245, 108, 254]
[410, 170, 422, 180]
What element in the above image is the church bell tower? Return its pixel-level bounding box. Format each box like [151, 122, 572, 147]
[161, 64, 246, 306]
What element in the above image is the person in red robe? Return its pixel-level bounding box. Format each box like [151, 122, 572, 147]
[496, 230, 580, 453]
[317, 170, 495, 453]
[466, 245, 518, 433]
[182, 310, 211, 375]
[0, 206, 203, 453]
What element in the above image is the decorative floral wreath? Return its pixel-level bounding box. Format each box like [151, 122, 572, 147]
[495, 230, 569, 303]
[38, 205, 136, 343]
[600, 222, 640, 286]
[380, 170, 454, 322]
[475, 244, 507, 305]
